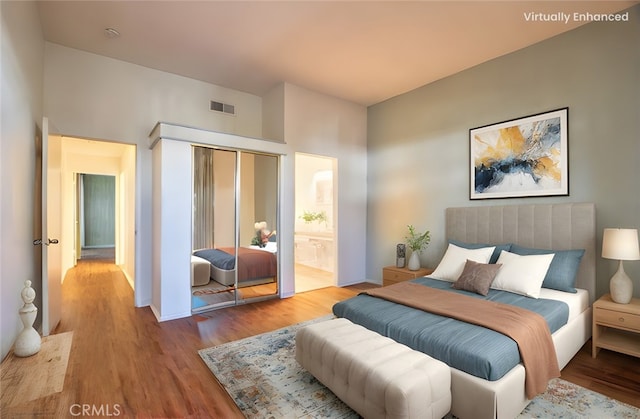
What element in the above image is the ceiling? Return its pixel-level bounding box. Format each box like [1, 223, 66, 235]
[37, 1, 637, 106]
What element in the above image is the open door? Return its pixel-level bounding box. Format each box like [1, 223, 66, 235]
[36, 117, 62, 336]
[294, 153, 337, 293]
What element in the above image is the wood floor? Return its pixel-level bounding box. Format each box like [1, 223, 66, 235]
[4, 260, 639, 418]
[295, 263, 335, 293]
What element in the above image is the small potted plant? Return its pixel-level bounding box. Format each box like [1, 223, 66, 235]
[300, 210, 328, 225]
[405, 225, 430, 271]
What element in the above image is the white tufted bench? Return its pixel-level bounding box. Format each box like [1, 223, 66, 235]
[296, 318, 451, 419]
[191, 255, 211, 287]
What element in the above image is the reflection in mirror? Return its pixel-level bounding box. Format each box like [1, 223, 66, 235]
[191, 147, 237, 312]
[237, 152, 279, 303]
[191, 146, 279, 313]
[294, 153, 336, 293]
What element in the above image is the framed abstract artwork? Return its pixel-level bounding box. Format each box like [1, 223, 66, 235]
[469, 108, 568, 200]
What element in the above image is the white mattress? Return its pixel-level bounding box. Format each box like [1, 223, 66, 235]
[539, 288, 589, 322]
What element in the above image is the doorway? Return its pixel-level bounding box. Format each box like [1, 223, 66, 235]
[77, 174, 116, 261]
[294, 153, 336, 293]
[39, 122, 137, 336]
[54, 136, 136, 287]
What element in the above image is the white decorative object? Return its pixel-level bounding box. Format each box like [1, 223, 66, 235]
[602, 228, 640, 304]
[408, 251, 421, 271]
[14, 280, 41, 357]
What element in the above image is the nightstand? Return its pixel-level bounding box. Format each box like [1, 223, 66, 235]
[382, 266, 433, 287]
[592, 294, 640, 359]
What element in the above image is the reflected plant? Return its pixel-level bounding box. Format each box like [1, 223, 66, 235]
[300, 210, 327, 225]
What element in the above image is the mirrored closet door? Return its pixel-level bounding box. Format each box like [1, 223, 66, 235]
[191, 146, 279, 313]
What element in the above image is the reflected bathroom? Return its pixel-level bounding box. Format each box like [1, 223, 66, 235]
[294, 153, 336, 293]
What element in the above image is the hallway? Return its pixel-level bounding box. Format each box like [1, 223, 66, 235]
[2, 260, 369, 418]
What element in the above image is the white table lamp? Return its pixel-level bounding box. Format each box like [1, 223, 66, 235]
[602, 228, 640, 304]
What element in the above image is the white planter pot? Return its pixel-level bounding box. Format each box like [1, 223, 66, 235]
[408, 251, 421, 271]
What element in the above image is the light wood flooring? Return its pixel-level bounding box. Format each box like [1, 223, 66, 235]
[3, 260, 639, 418]
[295, 263, 334, 293]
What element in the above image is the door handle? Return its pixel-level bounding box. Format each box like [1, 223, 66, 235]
[33, 238, 59, 246]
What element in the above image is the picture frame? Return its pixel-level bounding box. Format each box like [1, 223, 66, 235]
[469, 108, 568, 200]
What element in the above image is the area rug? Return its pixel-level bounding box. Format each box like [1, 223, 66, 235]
[198, 317, 640, 418]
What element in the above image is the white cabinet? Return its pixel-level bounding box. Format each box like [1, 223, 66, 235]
[295, 234, 334, 272]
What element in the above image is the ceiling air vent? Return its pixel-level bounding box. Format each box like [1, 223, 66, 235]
[210, 100, 235, 116]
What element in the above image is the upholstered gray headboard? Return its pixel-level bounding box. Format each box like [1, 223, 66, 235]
[446, 203, 596, 304]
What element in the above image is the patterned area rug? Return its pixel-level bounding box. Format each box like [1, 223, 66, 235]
[198, 317, 640, 418]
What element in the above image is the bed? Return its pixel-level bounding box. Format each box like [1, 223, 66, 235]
[333, 203, 595, 419]
[193, 242, 277, 287]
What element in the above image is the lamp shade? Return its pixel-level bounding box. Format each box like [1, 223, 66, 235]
[602, 228, 640, 260]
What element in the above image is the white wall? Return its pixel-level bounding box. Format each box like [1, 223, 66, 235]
[44, 43, 264, 140]
[367, 6, 640, 298]
[213, 150, 237, 247]
[282, 84, 368, 289]
[120, 145, 137, 284]
[150, 139, 192, 321]
[0, 1, 44, 360]
[240, 153, 256, 246]
[41, 34, 366, 319]
[262, 84, 286, 142]
[43, 43, 265, 307]
[148, 87, 368, 317]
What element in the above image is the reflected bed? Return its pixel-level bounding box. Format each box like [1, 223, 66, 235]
[193, 243, 277, 287]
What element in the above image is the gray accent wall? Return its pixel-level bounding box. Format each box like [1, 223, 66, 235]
[367, 5, 640, 299]
[82, 174, 116, 247]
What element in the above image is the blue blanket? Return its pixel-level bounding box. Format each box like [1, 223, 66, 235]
[193, 248, 235, 270]
[332, 277, 569, 381]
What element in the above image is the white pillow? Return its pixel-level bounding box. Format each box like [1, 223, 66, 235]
[431, 243, 496, 282]
[491, 250, 554, 298]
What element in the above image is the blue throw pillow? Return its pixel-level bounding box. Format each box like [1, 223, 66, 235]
[448, 240, 512, 264]
[509, 244, 585, 293]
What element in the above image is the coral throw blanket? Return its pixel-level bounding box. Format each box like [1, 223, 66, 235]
[219, 247, 277, 281]
[364, 282, 560, 399]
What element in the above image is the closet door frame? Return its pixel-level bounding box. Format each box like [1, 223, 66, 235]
[191, 145, 280, 312]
